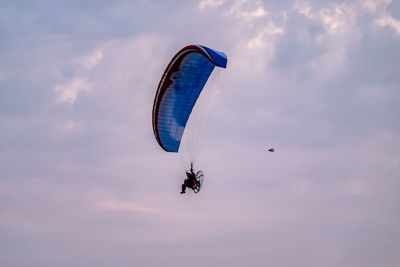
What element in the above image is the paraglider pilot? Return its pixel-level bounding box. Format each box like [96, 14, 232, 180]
[181, 162, 197, 194]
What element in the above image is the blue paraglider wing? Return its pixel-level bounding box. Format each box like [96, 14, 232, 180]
[152, 45, 227, 152]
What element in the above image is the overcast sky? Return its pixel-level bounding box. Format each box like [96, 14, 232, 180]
[1, 0, 399, 266]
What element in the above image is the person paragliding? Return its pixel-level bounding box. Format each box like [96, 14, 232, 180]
[180, 163, 198, 194]
[152, 44, 227, 195]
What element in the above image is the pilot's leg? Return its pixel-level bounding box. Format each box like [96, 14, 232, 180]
[181, 184, 186, 194]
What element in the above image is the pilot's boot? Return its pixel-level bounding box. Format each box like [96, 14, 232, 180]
[180, 184, 186, 194]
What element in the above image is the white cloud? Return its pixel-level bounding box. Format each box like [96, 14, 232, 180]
[293, 0, 313, 18]
[229, 23, 284, 74]
[249, 6, 268, 17]
[228, 0, 268, 18]
[293, 2, 360, 76]
[81, 49, 103, 69]
[247, 32, 266, 49]
[55, 77, 92, 103]
[361, 0, 392, 13]
[198, 0, 226, 9]
[375, 14, 400, 34]
[359, 0, 400, 35]
[297, 0, 400, 78]
[59, 118, 83, 133]
[318, 4, 352, 34]
[247, 22, 285, 49]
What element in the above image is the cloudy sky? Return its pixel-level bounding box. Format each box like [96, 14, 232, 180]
[1, 0, 399, 266]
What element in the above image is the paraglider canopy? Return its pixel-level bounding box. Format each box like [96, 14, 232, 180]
[152, 45, 227, 152]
